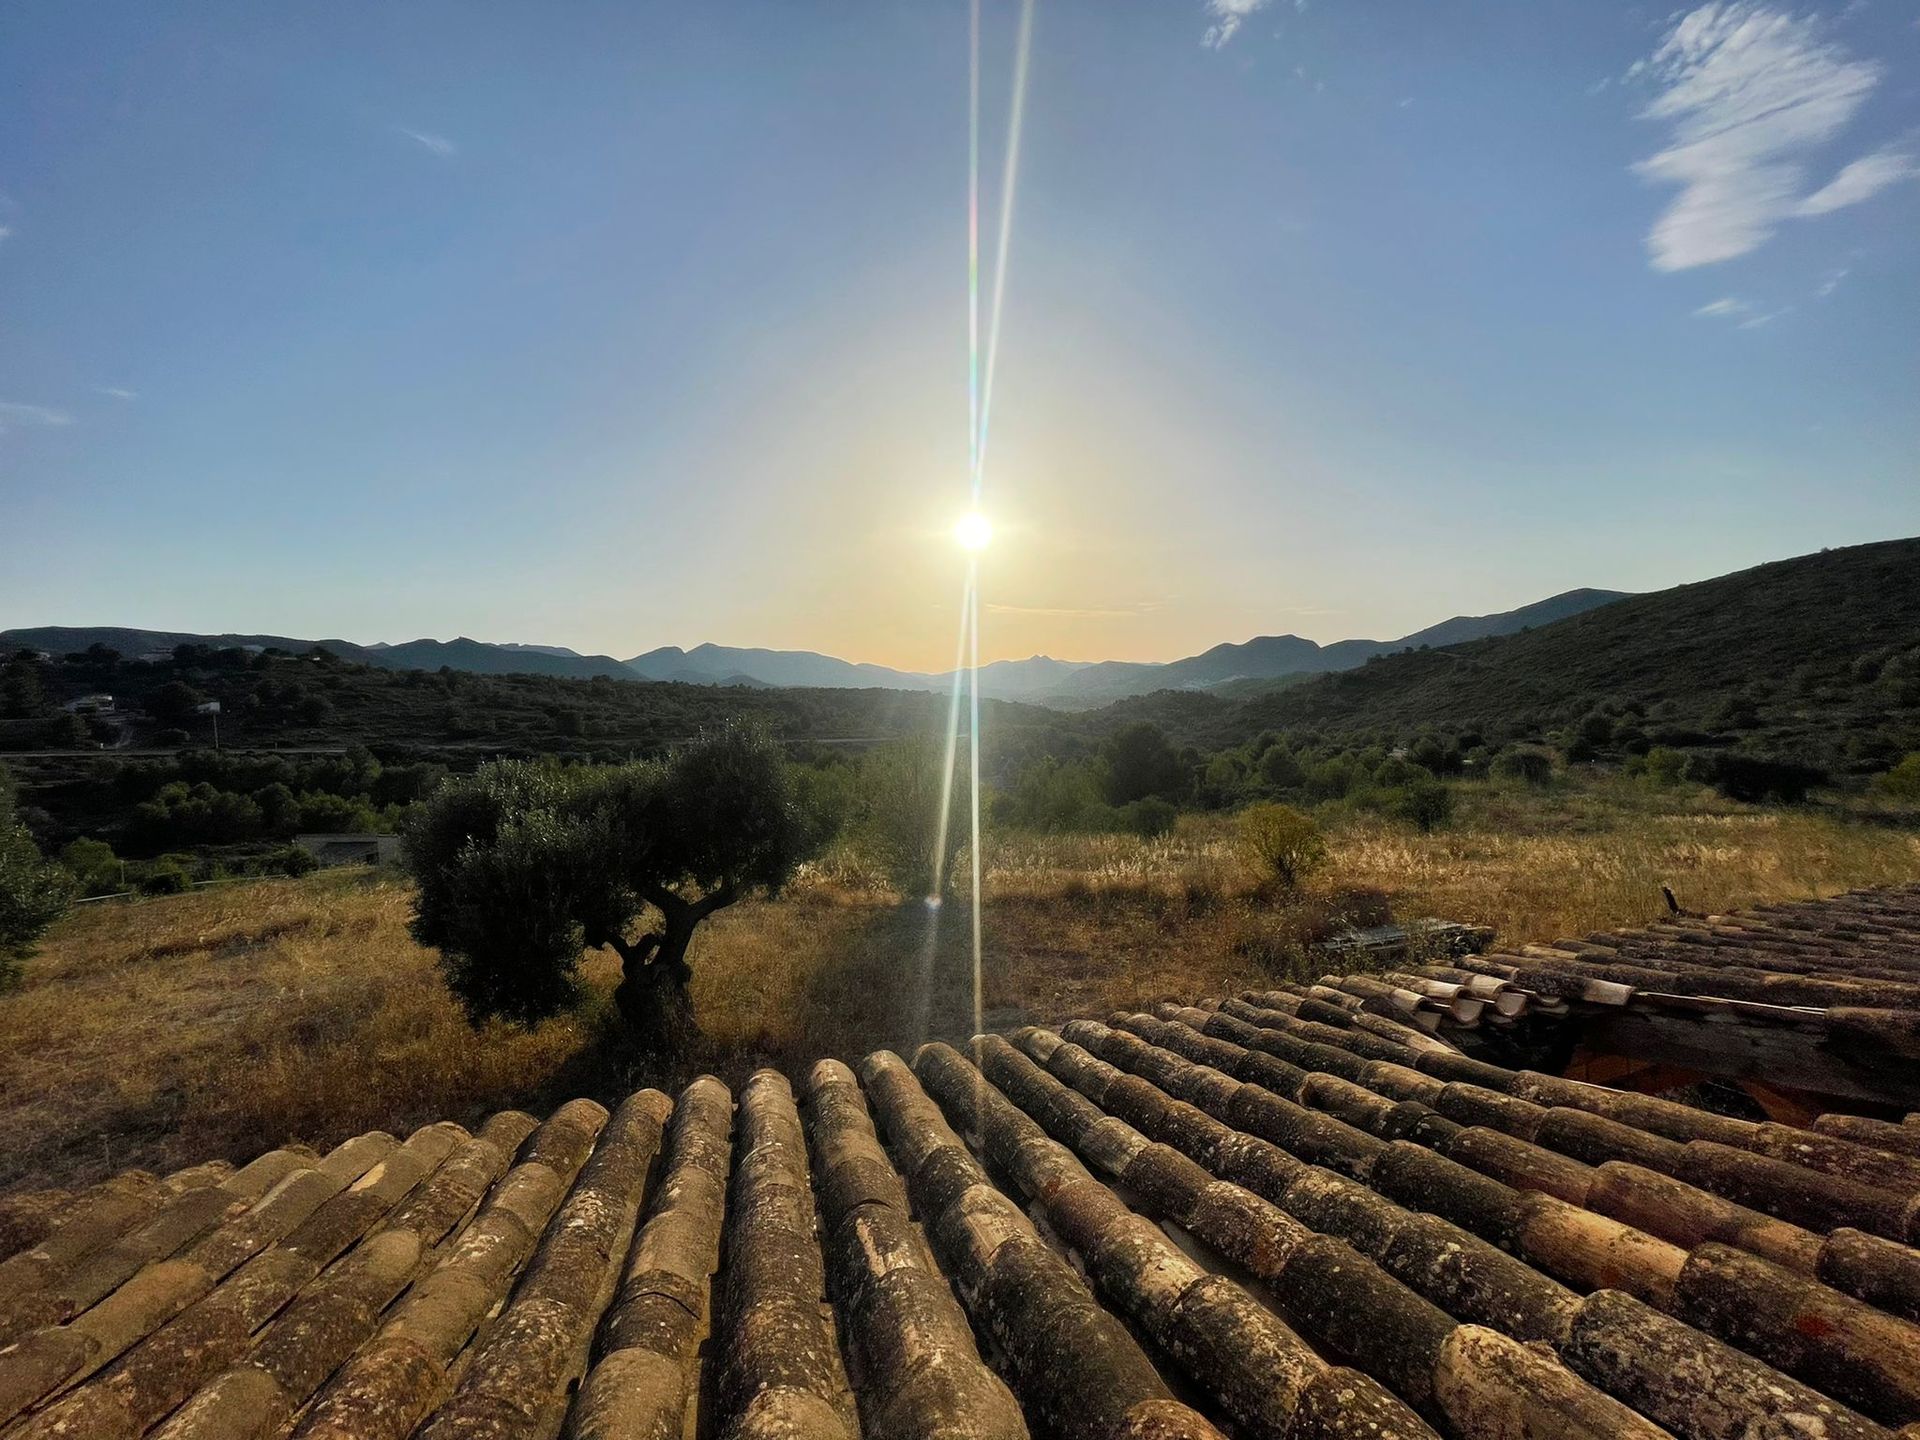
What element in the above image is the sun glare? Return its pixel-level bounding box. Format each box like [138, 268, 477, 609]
[954, 511, 993, 552]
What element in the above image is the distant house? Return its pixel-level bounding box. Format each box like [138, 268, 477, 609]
[62, 693, 115, 715]
[293, 833, 403, 867]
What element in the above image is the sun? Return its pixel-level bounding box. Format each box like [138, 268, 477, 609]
[953, 511, 993, 552]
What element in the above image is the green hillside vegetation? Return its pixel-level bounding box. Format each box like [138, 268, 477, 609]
[5, 540, 1918, 898]
[1100, 538, 1920, 773]
[1233, 538, 1920, 754]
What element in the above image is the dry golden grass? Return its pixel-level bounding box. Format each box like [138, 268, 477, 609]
[4, 773, 1916, 1193]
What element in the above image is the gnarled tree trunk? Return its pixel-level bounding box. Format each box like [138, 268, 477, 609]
[605, 885, 734, 1058]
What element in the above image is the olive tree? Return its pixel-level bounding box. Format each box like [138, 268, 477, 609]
[404, 725, 816, 1054]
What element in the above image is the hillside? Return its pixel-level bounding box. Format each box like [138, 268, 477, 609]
[7, 586, 1628, 706]
[1217, 538, 1920, 762]
[2, 627, 634, 682]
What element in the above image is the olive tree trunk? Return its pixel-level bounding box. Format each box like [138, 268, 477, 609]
[607, 885, 735, 1058]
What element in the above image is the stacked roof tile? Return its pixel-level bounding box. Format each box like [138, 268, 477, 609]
[1320, 884, 1920, 1108]
[3, 891, 1920, 1438]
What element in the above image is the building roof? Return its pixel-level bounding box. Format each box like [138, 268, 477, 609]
[3, 892, 1920, 1439]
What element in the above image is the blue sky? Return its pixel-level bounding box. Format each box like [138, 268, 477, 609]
[2, 1, 1916, 666]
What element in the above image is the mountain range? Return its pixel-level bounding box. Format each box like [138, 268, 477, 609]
[2, 586, 1630, 710]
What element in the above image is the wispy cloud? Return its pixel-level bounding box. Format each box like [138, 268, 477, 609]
[0, 401, 74, 434]
[1815, 265, 1849, 297]
[1202, 0, 1270, 49]
[0, 226, 12, 244]
[1630, 3, 1913, 271]
[1795, 145, 1919, 215]
[98, 386, 139, 401]
[1692, 295, 1790, 327]
[397, 126, 457, 158]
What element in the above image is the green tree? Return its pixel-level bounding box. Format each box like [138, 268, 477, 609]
[852, 733, 969, 898]
[1236, 803, 1327, 888]
[1257, 745, 1304, 790]
[1394, 777, 1454, 833]
[147, 680, 209, 727]
[1, 767, 74, 985]
[1, 654, 49, 720]
[404, 725, 817, 1053]
[1100, 722, 1185, 805]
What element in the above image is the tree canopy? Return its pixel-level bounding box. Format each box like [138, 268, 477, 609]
[404, 725, 817, 1051]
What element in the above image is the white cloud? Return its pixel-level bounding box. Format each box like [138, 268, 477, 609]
[1202, 0, 1270, 49]
[1693, 296, 1754, 318]
[98, 386, 138, 400]
[1796, 146, 1919, 214]
[0, 401, 74, 434]
[0, 225, 12, 244]
[1630, 4, 1913, 271]
[1692, 295, 1790, 327]
[397, 126, 457, 158]
[1816, 265, 1849, 297]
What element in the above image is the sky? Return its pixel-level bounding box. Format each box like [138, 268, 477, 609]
[2, 1, 1917, 669]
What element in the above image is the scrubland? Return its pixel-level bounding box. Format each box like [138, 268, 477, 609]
[3, 772, 1916, 1193]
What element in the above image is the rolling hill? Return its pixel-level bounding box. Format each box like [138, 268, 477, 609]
[6, 587, 1630, 704]
[1206, 538, 1920, 753]
[1, 627, 635, 682]
[624, 587, 1631, 705]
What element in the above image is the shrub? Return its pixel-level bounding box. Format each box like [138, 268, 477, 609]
[59, 837, 122, 895]
[1491, 747, 1553, 786]
[1394, 777, 1454, 833]
[274, 845, 320, 877]
[139, 858, 191, 895]
[1120, 797, 1178, 839]
[851, 734, 969, 898]
[1685, 751, 1827, 804]
[1237, 803, 1327, 888]
[1644, 747, 1688, 786]
[2, 772, 74, 984]
[1875, 753, 1920, 801]
[1578, 712, 1615, 747]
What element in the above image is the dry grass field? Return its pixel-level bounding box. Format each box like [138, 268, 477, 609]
[3, 773, 1916, 1194]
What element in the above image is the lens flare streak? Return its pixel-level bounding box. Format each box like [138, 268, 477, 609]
[921, 0, 1035, 1049]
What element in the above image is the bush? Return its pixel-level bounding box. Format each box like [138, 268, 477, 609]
[1875, 753, 1920, 801]
[852, 734, 969, 898]
[1491, 747, 1553, 785]
[1237, 803, 1327, 888]
[1120, 797, 1178, 839]
[139, 858, 191, 895]
[1685, 751, 1827, 804]
[273, 845, 320, 877]
[1394, 777, 1454, 833]
[1644, 747, 1688, 786]
[59, 837, 122, 895]
[2, 771, 75, 983]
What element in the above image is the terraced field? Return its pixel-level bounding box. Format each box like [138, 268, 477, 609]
[6, 891, 1920, 1440]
